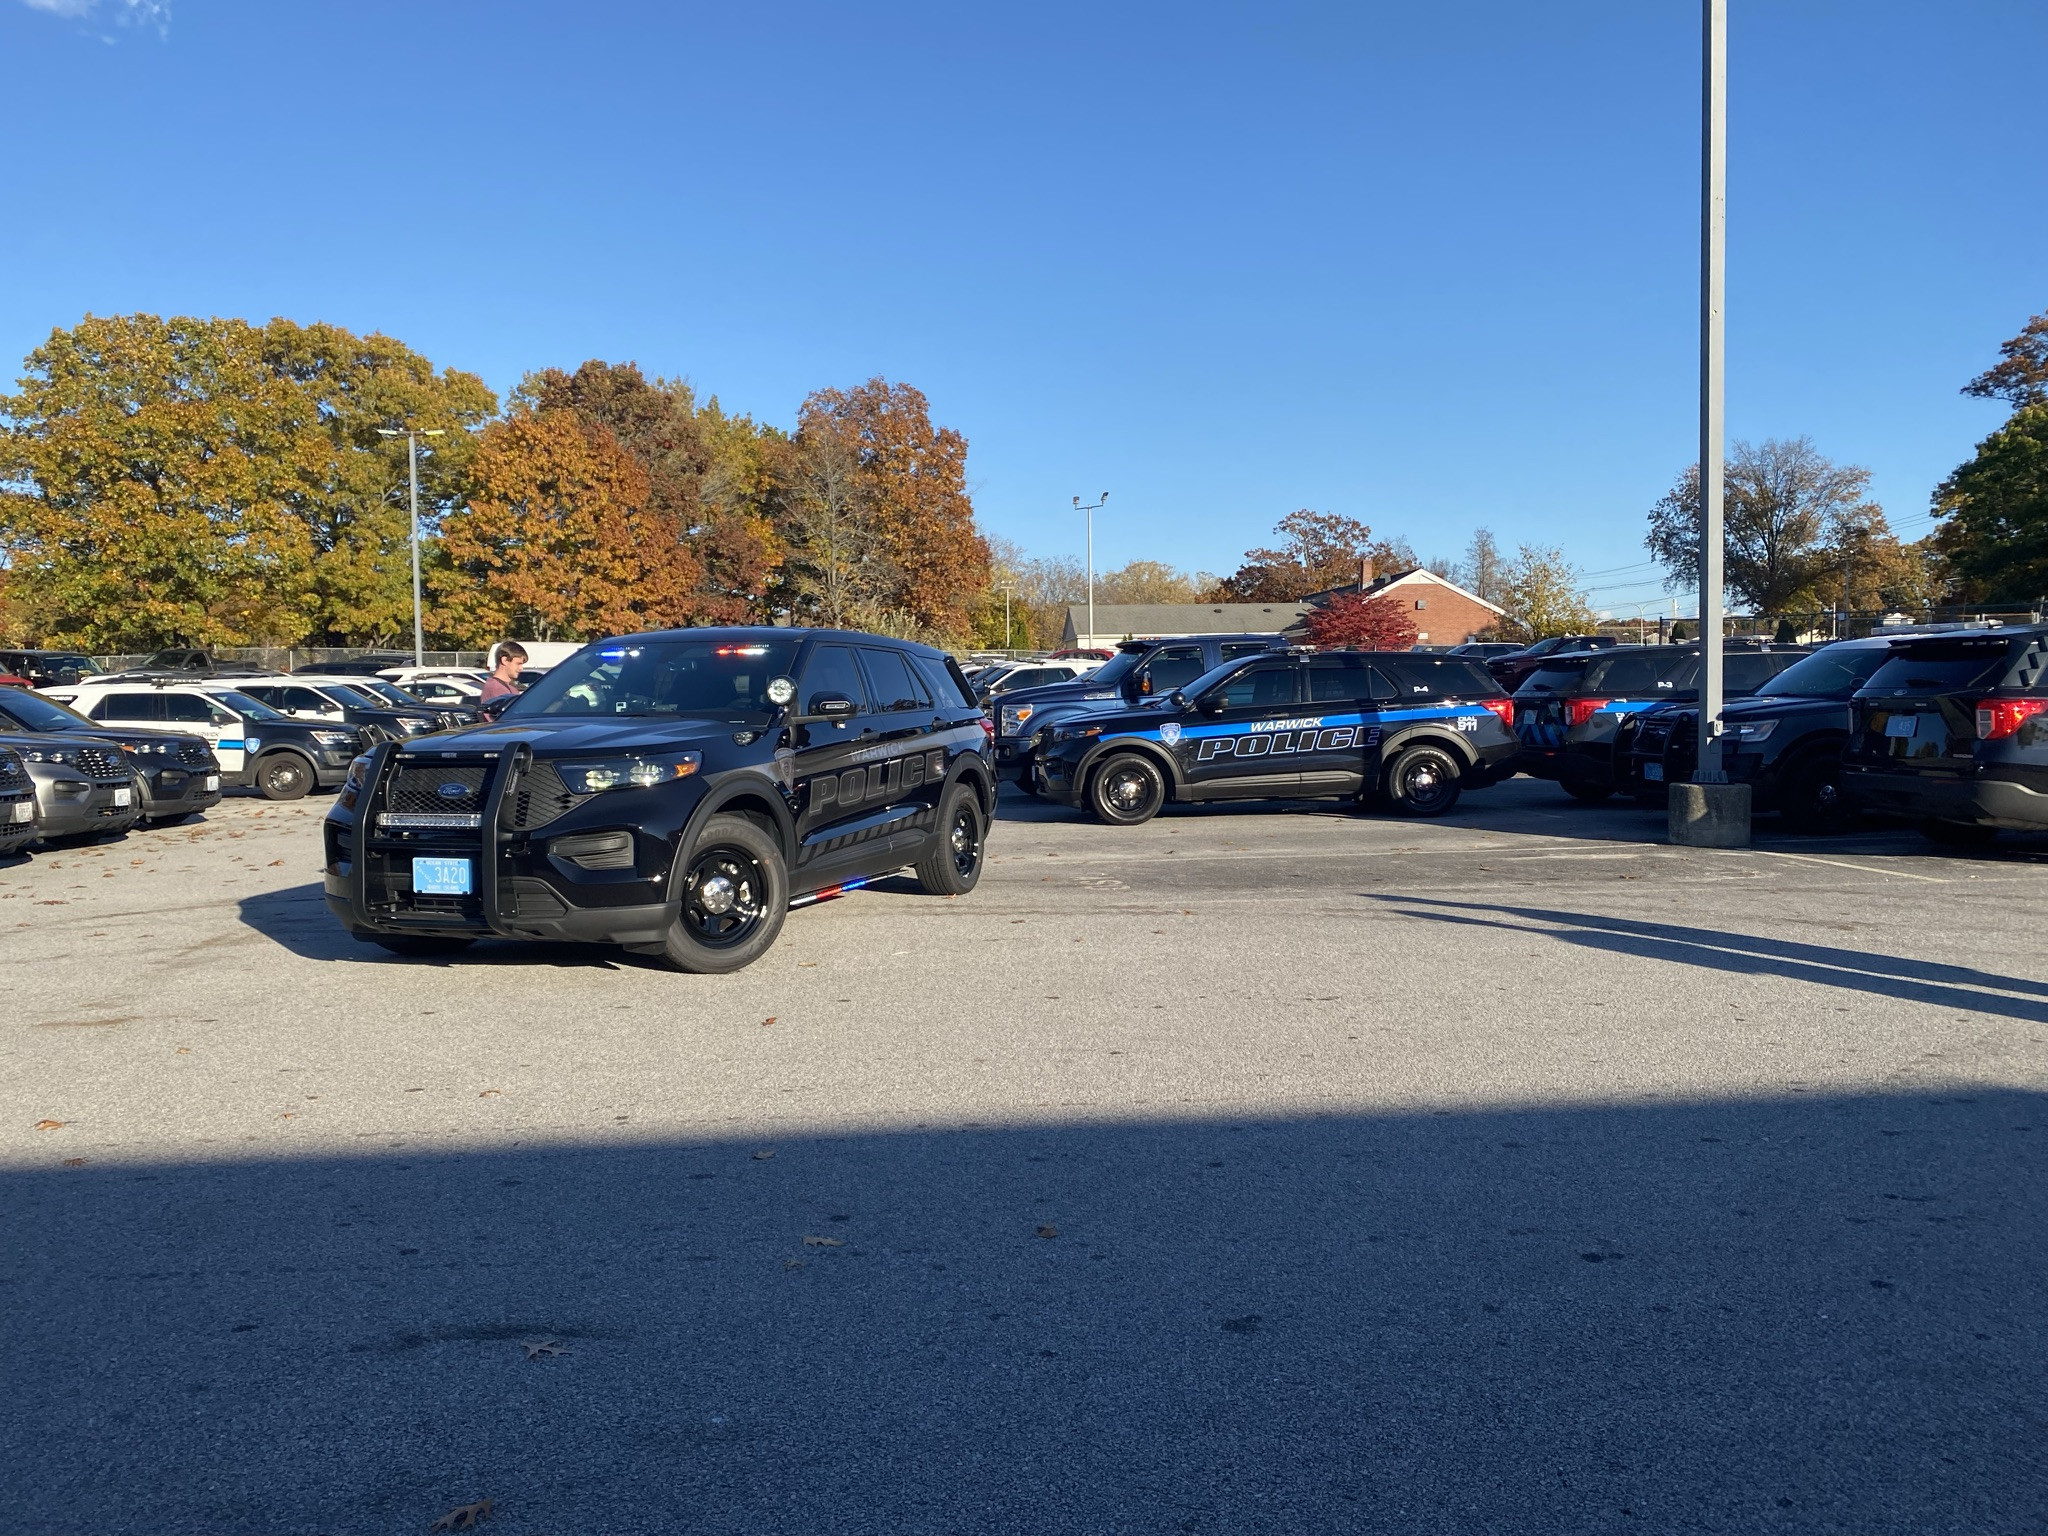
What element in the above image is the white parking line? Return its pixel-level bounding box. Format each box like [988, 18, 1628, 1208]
[1730, 848, 1949, 884]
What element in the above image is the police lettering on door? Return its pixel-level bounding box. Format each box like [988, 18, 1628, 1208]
[1185, 715, 1382, 763]
[806, 747, 948, 813]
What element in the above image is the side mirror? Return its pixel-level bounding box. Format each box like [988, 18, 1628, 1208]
[1196, 692, 1227, 716]
[806, 693, 859, 723]
[1167, 690, 1190, 710]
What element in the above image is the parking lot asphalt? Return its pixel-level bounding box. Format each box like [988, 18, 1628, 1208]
[5, 780, 2046, 1534]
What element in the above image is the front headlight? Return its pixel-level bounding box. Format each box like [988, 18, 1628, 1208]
[557, 754, 702, 794]
[1053, 724, 1102, 744]
[1730, 719, 1779, 742]
[25, 748, 70, 764]
[1000, 704, 1033, 735]
[397, 717, 430, 734]
[314, 729, 358, 745]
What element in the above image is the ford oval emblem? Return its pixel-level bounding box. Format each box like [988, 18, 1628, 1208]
[436, 781, 469, 799]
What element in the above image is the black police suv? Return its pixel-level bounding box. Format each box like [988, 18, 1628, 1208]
[324, 628, 996, 973]
[0, 742, 41, 856]
[0, 687, 223, 826]
[1614, 638, 1898, 828]
[1840, 626, 2048, 841]
[228, 678, 453, 739]
[993, 633, 1288, 789]
[1034, 649, 1516, 824]
[0, 650, 99, 689]
[1513, 643, 1806, 801]
[1488, 634, 1620, 693]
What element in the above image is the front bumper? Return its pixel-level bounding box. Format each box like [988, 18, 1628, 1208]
[138, 766, 223, 818]
[0, 790, 37, 853]
[1840, 765, 2048, 829]
[31, 779, 140, 838]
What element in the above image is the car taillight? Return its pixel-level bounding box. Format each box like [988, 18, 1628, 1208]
[978, 716, 995, 744]
[1567, 698, 1612, 728]
[1481, 697, 1513, 728]
[1974, 697, 2048, 740]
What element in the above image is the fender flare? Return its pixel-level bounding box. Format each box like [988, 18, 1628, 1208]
[1374, 728, 1482, 790]
[678, 772, 799, 869]
[947, 750, 996, 817]
[1073, 735, 1187, 799]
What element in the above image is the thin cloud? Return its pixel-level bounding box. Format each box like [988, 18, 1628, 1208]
[16, 0, 171, 36]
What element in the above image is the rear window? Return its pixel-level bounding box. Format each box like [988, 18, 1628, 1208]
[1520, 660, 1594, 693]
[1378, 657, 1501, 698]
[913, 653, 977, 709]
[1583, 651, 1688, 695]
[1862, 640, 2017, 694]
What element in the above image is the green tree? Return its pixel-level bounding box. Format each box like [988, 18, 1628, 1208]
[1963, 311, 2048, 409]
[1931, 405, 2048, 603]
[0, 313, 493, 650]
[1498, 545, 1598, 640]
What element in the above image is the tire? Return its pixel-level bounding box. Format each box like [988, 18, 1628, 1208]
[662, 813, 789, 974]
[1779, 756, 1850, 834]
[1561, 780, 1613, 803]
[1384, 744, 1463, 817]
[255, 751, 313, 801]
[914, 782, 986, 895]
[1920, 818, 1998, 847]
[1087, 752, 1167, 826]
[369, 935, 475, 957]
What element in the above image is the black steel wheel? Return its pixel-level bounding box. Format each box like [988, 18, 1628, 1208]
[915, 782, 985, 894]
[1088, 752, 1167, 826]
[1384, 744, 1463, 817]
[1779, 755, 1850, 834]
[256, 752, 313, 801]
[663, 813, 788, 973]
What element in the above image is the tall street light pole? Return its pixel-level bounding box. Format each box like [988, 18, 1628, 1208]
[995, 580, 1016, 652]
[1696, 0, 1728, 787]
[1074, 492, 1108, 647]
[377, 426, 446, 667]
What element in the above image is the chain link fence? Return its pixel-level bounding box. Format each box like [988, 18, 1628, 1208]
[89, 646, 489, 673]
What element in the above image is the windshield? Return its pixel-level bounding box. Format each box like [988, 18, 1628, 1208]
[1755, 645, 1889, 699]
[1179, 657, 1257, 700]
[211, 690, 289, 723]
[345, 680, 414, 705]
[319, 683, 383, 708]
[0, 690, 98, 731]
[1087, 650, 1143, 687]
[509, 639, 801, 718]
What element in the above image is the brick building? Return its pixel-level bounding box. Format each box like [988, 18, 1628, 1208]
[1292, 565, 1505, 647]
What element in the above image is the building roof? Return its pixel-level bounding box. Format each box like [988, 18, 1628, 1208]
[1299, 567, 1506, 615]
[1063, 602, 1313, 638]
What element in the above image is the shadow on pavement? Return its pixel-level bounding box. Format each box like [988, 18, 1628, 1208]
[7, 1093, 2041, 1534]
[1375, 895, 2048, 1023]
[235, 883, 646, 971]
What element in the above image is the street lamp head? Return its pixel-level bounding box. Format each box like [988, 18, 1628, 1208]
[375, 428, 399, 438]
[1072, 496, 1080, 508]
[421, 429, 446, 438]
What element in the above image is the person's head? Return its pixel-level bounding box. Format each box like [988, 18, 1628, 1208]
[491, 641, 528, 681]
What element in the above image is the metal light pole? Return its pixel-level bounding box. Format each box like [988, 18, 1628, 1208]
[1695, 0, 1728, 786]
[377, 426, 446, 666]
[995, 580, 1016, 652]
[1074, 492, 1108, 647]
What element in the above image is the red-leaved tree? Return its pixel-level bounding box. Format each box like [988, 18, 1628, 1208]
[1303, 591, 1419, 651]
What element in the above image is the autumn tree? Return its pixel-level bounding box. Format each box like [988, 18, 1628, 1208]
[1303, 591, 1419, 650]
[1095, 559, 1213, 604]
[779, 380, 988, 640]
[771, 421, 895, 628]
[1963, 311, 2048, 410]
[979, 537, 1084, 648]
[0, 313, 493, 650]
[1453, 528, 1510, 607]
[1645, 438, 1895, 615]
[519, 360, 780, 621]
[1209, 510, 1415, 600]
[436, 409, 700, 644]
[1498, 545, 1599, 640]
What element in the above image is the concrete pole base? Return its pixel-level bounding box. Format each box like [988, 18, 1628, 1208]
[1668, 781, 1752, 847]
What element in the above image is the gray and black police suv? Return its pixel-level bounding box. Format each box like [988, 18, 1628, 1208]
[324, 628, 995, 973]
[1033, 649, 1517, 823]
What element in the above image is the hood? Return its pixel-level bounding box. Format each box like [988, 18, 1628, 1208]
[399, 715, 748, 758]
[1001, 675, 1132, 708]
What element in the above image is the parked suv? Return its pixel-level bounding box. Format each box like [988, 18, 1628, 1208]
[1488, 634, 1621, 693]
[0, 650, 100, 689]
[1614, 638, 1898, 828]
[1513, 644, 1806, 801]
[55, 680, 361, 800]
[0, 730, 139, 843]
[994, 633, 1289, 790]
[0, 687, 222, 826]
[324, 628, 996, 973]
[1035, 650, 1516, 823]
[221, 677, 454, 738]
[1840, 626, 2048, 840]
[89, 649, 265, 681]
[0, 743, 41, 856]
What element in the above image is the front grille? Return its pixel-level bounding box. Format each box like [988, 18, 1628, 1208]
[507, 761, 592, 832]
[388, 762, 488, 815]
[0, 752, 26, 792]
[177, 740, 214, 768]
[73, 745, 128, 782]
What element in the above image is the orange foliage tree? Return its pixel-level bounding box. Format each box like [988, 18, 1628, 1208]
[435, 409, 701, 643]
[1303, 591, 1419, 650]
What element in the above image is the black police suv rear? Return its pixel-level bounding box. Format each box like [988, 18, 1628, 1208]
[992, 634, 1287, 789]
[324, 629, 994, 973]
[1840, 626, 2048, 838]
[1615, 638, 1897, 827]
[1035, 649, 1514, 823]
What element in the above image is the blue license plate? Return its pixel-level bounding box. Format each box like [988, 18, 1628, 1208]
[1642, 762, 1664, 782]
[412, 856, 473, 895]
[1885, 714, 1918, 738]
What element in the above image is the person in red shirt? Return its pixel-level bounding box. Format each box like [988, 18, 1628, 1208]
[478, 641, 527, 711]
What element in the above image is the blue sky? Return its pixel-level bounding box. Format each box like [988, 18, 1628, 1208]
[2, 1, 2041, 616]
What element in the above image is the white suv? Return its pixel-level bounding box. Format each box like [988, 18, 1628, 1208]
[52, 680, 361, 798]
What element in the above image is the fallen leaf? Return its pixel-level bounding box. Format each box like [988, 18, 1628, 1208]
[478, 1089, 501, 1098]
[276, 1112, 295, 1120]
[33, 1120, 65, 1132]
[1036, 1225, 1059, 1239]
[798, 962, 818, 968]
[430, 1499, 493, 1531]
[175, 1048, 191, 1055]
[760, 1016, 776, 1027]
[268, 859, 286, 867]
[802, 1235, 844, 1247]
[522, 1340, 570, 1360]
